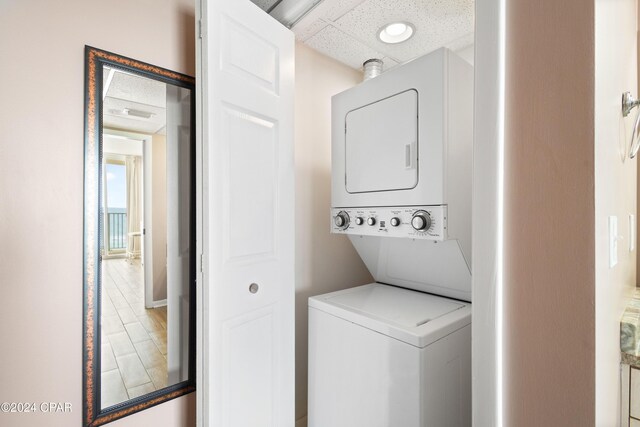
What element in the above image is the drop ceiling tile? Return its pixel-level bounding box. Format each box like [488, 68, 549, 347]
[293, 0, 367, 41]
[334, 0, 474, 63]
[305, 24, 385, 70]
[295, 18, 329, 42]
[106, 71, 166, 108]
[322, 0, 367, 21]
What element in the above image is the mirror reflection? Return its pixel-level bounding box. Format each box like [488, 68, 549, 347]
[99, 65, 192, 409]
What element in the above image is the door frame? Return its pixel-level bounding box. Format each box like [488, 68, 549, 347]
[473, 0, 505, 425]
[103, 128, 156, 308]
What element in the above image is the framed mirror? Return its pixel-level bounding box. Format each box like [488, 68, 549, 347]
[83, 46, 195, 426]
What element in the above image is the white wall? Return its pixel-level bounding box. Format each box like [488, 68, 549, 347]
[294, 42, 373, 426]
[0, 1, 196, 426]
[595, 0, 638, 424]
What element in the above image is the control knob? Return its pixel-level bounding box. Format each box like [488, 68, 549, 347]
[411, 211, 432, 231]
[355, 217, 364, 225]
[390, 217, 401, 227]
[367, 217, 376, 226]
[334, 211, 350, 229]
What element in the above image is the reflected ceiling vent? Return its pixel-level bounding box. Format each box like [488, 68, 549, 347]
[363, 59, 383, 81]
[124, 108, 155, 119]
[107, 108, 155, 120]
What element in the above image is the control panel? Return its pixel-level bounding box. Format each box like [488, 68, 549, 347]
[330, 206, 447, 240]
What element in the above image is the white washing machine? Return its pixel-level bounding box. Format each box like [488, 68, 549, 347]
[308, 283, 471, 427]
[309, 48, 474, 426]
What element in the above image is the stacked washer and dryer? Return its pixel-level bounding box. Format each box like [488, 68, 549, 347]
[308, 48, 474, 427]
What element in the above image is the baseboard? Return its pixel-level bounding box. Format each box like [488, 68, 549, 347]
[150, 299, 167, 308]
[295, 415, 307, 427]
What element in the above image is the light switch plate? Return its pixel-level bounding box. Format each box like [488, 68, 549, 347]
[610, 216, 618, 268]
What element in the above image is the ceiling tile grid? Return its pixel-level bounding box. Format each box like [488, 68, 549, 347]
[320, 0, 368, 21]
[295, 17, 330, 42]
[293, 0, 474, 71]
[305, 24, 384, 70]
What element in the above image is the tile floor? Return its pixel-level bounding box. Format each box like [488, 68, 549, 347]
[100, 258, 168, 409]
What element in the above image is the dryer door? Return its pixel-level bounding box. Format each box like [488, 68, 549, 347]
[345, 89, 418, 193]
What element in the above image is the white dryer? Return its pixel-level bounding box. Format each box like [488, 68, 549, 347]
[308, 284, 471, 427]
[330, 47, 474, 302]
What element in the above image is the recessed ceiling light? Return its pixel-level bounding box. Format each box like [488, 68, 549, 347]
[378, 22, 415, 44]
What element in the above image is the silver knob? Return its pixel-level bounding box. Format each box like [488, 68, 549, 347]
[355, 217, 364, 225]
[390, 217, 400, 227]
[411, 211, 432, 231]
[334, 211, 350, 229]
[367, 217, 376, 226]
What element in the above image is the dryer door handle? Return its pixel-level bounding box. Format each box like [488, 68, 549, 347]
[405, 142, 417, 169]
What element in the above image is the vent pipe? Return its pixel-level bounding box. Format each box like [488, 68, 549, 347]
[363, 59, 384, 81]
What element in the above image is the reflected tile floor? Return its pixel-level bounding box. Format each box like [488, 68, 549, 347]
[100, 258, 167, 409]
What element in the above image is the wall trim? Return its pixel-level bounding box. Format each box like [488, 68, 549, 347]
[150, 299, 167, 308]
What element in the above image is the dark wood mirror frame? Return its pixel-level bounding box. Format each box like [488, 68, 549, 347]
[83, 46, 196, 427]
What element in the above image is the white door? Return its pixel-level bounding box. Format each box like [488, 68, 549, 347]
[197, 1, 295, 426]
[166, 85, 192, 384]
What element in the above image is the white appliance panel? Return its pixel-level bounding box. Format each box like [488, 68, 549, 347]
[326, 287, 462, 327]
[309, 283, 471, 347]
[308, 307, 422, 427]
[331, 205, 447, 240]
[345, 89, 418, 193]
[331, 47, 473, 238]
[350, 236, 471, 301]
[330, 48, 473, 299]
[332, 48, 474, 208]
[308, 286, 472, 427]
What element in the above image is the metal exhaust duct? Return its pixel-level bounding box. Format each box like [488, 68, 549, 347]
[363, 59, 384, 81]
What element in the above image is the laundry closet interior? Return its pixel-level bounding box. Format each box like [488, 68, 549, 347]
[197, 0, 475, 426]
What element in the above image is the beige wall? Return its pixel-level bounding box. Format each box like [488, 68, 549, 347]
[595, 0, 638, 424]
[293, 42, 373, 425]
[151, 133, 168, 302]
[0, 0, 196, 426]
[504, 0, 596, 425]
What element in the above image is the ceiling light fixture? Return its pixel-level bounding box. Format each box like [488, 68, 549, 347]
[378, 21, 415, 44]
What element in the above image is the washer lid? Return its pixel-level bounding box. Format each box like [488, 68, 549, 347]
[309, 283, 471, 348]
